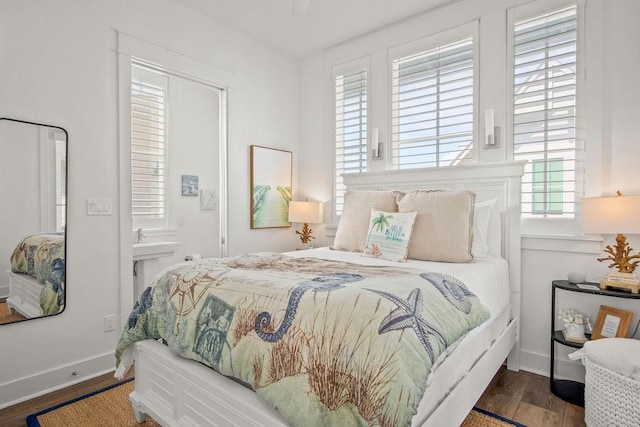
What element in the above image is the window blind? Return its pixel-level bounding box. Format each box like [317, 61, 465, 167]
[334, 68, 367, 216]
[131, 67, 167, 225]
[513, 6, 581, 216]
[391, 38, 474, 169]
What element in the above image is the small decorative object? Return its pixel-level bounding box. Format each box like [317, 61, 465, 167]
[591, 305, 633, 340]
[581, 192, 640, 294]
[567, 271, 585, 284]
[181, 175, 198, 196]
[559, 309, 591, 342]
[200, 189, 216, 210]
[362, 210, 417, 262]
[288, 200, 323, 249]
[250, 145, 292, 229]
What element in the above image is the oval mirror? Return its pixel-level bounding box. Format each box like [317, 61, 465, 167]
[0, 118, 67, 324]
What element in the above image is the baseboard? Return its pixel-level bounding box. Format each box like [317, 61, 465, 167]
[0, 351, 115, 410]
[0, 284, 9, 298]
[518, 348, 585, 383]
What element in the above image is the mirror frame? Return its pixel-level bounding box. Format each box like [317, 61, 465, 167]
[0, 117, 68, 324]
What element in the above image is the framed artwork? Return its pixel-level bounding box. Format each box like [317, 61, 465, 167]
[591, 305, 633, 339]
[250, 145, 292, 229]
[200, 189, 216, 210]
[182, 175, 198, 196]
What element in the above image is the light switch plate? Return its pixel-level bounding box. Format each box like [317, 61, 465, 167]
[87, 198, 113, 215]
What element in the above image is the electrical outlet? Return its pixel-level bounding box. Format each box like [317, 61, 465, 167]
[104, 314, 116, 332]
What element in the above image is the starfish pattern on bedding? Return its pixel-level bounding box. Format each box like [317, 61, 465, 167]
[366, 287, 446, 363]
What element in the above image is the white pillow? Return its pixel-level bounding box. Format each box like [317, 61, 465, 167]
[362, 209, 417, 262]
[332, 190, 398, 252]
[396, 190, 476, 263]
[472, 198, 496, 257]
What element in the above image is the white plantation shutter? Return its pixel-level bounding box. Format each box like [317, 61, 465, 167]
[391, 37, 474, 169]
[513, 6, 582, 216]
[131, 65, 168, 228]
[334, 66, 367, 216]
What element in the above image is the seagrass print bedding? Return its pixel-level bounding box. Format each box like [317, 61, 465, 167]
[10, 233, 65, 314]
[116, 253, 489, 427]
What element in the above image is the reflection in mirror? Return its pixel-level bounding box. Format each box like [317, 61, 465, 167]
[0, 118, 67, 324]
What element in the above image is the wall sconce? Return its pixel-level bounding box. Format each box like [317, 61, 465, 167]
[371, 128, 384, 160]
[582, 191, 640, 293]
[288, 200, 324, 249]
[485, 109, 499, 148]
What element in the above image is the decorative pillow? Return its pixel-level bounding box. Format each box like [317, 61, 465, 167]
[472, 198, 497, 257]
[396, 190, 476, 263]
[362, 210, 417, 262]
[332, 190, 398, 252]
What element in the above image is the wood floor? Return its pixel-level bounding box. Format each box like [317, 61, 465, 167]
[0, 366, 584, 427]
[476, 366, 585, 427]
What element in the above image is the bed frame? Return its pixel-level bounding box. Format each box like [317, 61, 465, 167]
[6, 271, 43, 318]
[128, 161, 525, 426]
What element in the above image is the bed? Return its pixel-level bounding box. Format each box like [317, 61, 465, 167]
[6, 232, 65, 318]
[116, 161, 524, 426]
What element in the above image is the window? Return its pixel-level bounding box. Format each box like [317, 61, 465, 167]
[391, 37, 475, 169]
[512, 5, 582, 217]
[131, 65, 168, 229]
[333, 64, 368, 216]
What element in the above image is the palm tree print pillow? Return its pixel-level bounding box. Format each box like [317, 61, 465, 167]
[362, 209, 417, 262]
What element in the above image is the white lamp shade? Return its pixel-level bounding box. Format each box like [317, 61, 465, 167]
[581, 195, 640, 234]
[288, 201, 323, 224]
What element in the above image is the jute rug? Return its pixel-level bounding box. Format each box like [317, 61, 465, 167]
[0, 301, 25, 323]
[27, 378, 525, 426]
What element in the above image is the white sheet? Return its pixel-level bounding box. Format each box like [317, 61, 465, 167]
[285, 247, 511, 424]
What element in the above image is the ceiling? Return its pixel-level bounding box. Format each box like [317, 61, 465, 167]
[172, 0, 460, 58]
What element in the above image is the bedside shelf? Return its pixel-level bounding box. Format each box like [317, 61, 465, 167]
[553, 280, 640, 300]
[552, 330, 591, 349]
[550, 279, 640, 407]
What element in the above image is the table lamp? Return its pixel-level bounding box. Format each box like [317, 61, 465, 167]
[288, 200, 323, 249]
[581, 192, 640, 293]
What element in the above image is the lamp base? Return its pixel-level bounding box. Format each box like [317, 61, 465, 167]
[600, 272, 640, 294]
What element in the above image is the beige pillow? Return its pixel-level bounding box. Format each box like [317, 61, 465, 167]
[332, 190, 398, 252]
[396, 190, 476, 262]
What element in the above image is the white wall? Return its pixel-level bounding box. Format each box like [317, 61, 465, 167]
[298, 0, 640, 381]
[0, 0, 298, 407]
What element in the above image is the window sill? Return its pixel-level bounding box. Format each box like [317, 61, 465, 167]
[522, 234, 603, 254]
[132, 228, 178, 241]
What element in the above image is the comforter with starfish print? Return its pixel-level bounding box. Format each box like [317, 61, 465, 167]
[115, 253, 489, 427]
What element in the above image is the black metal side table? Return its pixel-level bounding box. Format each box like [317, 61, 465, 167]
[550, 279, 640, 406]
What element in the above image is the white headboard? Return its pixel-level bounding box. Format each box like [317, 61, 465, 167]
[343, 161, 525, 367]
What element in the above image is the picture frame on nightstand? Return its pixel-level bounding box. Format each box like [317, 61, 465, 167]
[591, 305, 633, 339]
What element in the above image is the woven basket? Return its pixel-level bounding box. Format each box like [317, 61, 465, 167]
[584, 355, 640, 426]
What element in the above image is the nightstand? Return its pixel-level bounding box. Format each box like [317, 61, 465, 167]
[550, 280, 640, 406]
